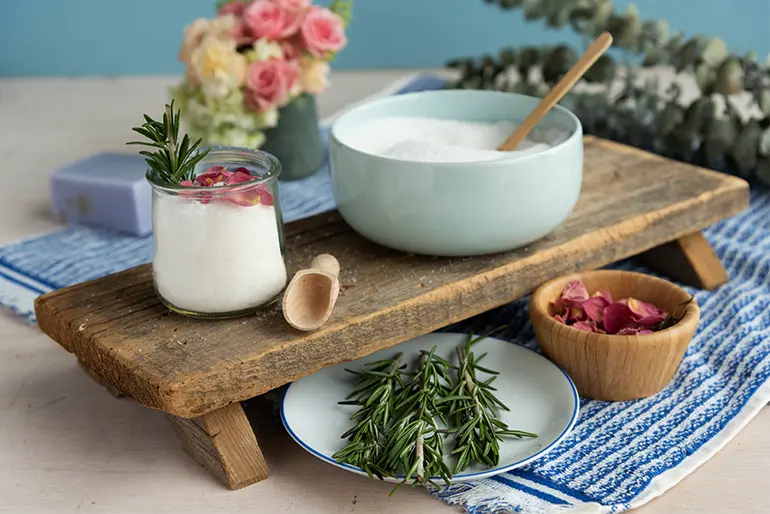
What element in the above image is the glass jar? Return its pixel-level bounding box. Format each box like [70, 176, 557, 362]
[147, 148, 287, 319]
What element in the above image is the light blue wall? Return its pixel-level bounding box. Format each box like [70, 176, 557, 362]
[1, 0, 768, 77]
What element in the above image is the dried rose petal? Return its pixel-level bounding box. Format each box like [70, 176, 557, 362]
[595, 290, 613, 303]
[617, 326, 654, 335]
[228, 191, 261, 206]
[225, 171, 259, 204]
[583, 295, 610, 322]
[626, 297, 667, 326]
[573, 320, 596, 333]
[178, 179, 212, 203]
[257, 187, 274, 206]
[225, 170, 254, 185]
[603, 302, 638, 334]
[567, 305, 586, 323]
[553, 313, 568, 324]
[558, 280, 590, 306]
[195, 166, 230, 186]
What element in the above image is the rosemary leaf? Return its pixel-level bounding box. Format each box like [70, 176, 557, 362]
[380, 346, 453, 493]
[332, 353, 404, 480]
[127, 100, 210, 185]
[444, 333, 538, 474]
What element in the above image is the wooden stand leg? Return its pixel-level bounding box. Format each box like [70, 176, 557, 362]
[640, 232, 728, 290]
[77, 360, 124, 398]
[167, 402, 269, 490]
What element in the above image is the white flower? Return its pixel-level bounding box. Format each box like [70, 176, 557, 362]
[252, 38, 284, 62]
[259, 109, 279, 128]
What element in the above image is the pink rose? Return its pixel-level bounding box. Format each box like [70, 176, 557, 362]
[232, 21, 254, 46]
[300, 6, 347, 58]
[280, 41, 301, 61]
[270, 0, 311, 12]
[245, 58, 299, 112]
[218, 1, 249, 17]
[243, 0, 302, 40]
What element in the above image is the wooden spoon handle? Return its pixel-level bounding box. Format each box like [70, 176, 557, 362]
[497, 32, 613, 152]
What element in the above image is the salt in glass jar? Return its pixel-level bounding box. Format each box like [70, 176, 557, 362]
[147, 148, 287, 318]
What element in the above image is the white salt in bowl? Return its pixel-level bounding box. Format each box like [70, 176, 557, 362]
[328, 89, 583, 257]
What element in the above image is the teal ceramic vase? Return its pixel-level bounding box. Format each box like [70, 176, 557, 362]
[261, 94, 325, 181]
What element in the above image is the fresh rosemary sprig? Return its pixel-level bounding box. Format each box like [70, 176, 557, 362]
[445, 333, 538, 474]
[127, 100, 210, 185]
[381, 346, 453, 494]
[332, 353, 406, 480]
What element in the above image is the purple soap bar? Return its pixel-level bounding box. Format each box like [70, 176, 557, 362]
[50, 153, 152, 236]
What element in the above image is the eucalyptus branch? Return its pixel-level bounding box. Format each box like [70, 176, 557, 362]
[381, 346, 453, 494]
[448, 0, 770, 187]
[332, 353, 406, 480]
[127, 100, 210, 185]
[444, 333, 537, 474]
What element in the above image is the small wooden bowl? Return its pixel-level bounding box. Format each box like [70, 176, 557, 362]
[529, 270, 700, 401]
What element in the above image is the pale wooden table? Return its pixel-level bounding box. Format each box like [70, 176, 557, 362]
[0, 70, 768, 514]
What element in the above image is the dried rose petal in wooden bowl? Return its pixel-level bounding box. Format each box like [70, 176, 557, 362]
[550, 279, 688, 335]
[529, 270, 700, 401]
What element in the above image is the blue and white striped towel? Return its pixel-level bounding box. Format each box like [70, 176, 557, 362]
[1, 74, 769, 514]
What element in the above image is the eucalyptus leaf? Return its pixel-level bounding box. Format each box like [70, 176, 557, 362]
[757, 157, 770, 186]
[759, 128, 770, 156]
[714, 58, 744, 95]
[616, 4, 643, 49]
[701, 38, 729, 67]
[759, 90, 770, 116]
[731, 120, 761, 177]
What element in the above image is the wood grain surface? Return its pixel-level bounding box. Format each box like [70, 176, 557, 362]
[166, 403, 269, 489]
[642, 232, 730, 290]
[34, 137, 750, 419]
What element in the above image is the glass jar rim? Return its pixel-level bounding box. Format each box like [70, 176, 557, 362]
[145, 146, 282, 193]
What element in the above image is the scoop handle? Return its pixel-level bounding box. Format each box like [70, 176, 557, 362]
[310, 254, 340, 278]
[497, 32, 613, 152]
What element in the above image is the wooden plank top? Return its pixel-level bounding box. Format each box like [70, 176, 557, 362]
[35, 137, 750, 418]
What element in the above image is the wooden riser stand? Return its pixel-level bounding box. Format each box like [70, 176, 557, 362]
[34, 137, 749, 490]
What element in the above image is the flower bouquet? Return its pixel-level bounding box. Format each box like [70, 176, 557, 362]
[172, 0, 351, 180]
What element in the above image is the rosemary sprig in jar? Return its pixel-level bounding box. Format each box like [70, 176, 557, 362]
[127, 100, 210, 186]
[445, 333, 538, 474]
[332, 353, 406, 480]
[381, 346, 454, 494]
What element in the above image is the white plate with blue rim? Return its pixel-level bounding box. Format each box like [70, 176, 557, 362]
[281, 332, 579, 484]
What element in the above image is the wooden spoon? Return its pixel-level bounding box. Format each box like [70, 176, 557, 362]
[497, 32, 614, 152]
[282, 254, 341, 331]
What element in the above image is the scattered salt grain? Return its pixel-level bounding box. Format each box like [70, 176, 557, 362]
[344, 116, 570, 163]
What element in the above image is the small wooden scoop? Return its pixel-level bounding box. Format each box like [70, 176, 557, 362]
[282, 254, 341, 331]
[497, 32, 613, 152]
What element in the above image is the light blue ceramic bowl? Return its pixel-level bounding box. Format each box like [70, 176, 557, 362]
[328, 90, 583, 257]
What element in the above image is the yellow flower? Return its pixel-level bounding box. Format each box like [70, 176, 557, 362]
[178, 15, 238, 64]
[298, 56, 330, 95]
[189, 36, 247, 99]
